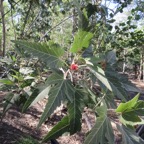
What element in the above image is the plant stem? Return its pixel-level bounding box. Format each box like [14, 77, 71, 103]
[93, 92, 106, 110]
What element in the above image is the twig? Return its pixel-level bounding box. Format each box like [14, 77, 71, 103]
[93, 92, 106, 110]
[59, 68, 73, 82]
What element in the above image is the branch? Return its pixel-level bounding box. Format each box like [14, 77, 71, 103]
[0, 0, 21, 22]
[39, 15, 74, 42]
[21, 2, 32, 37]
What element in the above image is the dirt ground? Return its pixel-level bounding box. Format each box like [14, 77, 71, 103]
[0, 99, 93, 144]
[0, 79, 144, 144]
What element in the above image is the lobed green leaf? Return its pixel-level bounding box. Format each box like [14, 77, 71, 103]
[38, 73, 75, 128]
[12, 40, 64, 68]
[70, 29, 93, 53]
[116, 94, 139, 113]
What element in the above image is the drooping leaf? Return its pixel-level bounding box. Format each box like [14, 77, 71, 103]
[38, 72, 75, 128]
[30, 86, 50, 107]
[22, 89, 39, 112]
[12, 40, 64, 68]
[43, 116, 70, 142]
[68, 90, 83, 135]
[109, 80, 127, 101]
[70, 29, 93, 53]
[22, 81, 51, 112]
[89, 63, 129, 101]
[105, 66, 129, 101]
[118, 125, 144, 144]
[88, 66, 112, 91]
[105, 64, 140, 100]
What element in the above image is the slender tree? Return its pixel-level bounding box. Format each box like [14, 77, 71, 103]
[0, 0, 6, 56]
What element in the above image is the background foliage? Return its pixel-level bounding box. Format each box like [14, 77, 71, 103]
[0, 0, 144, 144]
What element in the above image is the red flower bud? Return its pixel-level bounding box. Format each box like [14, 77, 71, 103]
[70, 64, 78, 70]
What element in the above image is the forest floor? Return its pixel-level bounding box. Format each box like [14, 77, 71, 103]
[0, 78, 144, 144]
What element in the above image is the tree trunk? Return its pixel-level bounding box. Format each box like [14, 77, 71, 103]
[122, 49, 126, 73]
[134, 62, 140, 79]
[0, 0, 6, 57]
[142, 48, 144, 82]
[138, 49, 144, 81]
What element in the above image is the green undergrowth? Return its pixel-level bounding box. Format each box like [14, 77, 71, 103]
[15, 136, 39, 144]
